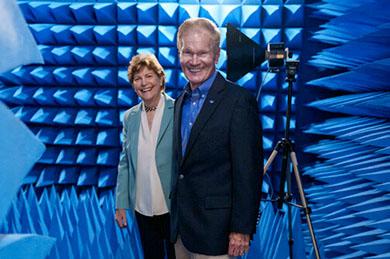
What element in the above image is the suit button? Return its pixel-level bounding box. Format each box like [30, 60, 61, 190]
[179, 174, 184, 180]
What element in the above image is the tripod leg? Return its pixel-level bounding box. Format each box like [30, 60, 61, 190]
[277, 147, 289, 209]
[264, 149, 279, 175]
[286, 159, 294, 259]
[276, 146, 294, 258]
[290, 151, 321, 259]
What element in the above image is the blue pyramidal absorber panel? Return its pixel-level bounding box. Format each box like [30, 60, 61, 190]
[0, 187, 143, 258]
[0, 0, 43, 73]
[0, 102, 45, 224]
[305, 0, 390, 257]
[0, 0, 310, 258]
[0, 234, 56, 259]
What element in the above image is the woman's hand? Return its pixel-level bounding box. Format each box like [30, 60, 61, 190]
[115, 209, 128, 228]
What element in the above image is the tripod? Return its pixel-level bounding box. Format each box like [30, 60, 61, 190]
[263, 61, 321, 259]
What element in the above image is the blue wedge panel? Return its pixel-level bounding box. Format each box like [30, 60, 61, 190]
[51, 25, 74, 45]
[237, 72, 258, 91]
[117, 2, 137, 24]
[117, 25, 137, 45]
[261, 94, 277, 112]
[159, 3, 179, 25]
[50, 3, 75, 24]
[217, 49, 227, 70]
[75, 129, 96, 146]
[261, 72, 278, 90]
[35, 127, 57, 144]
[94, 26, 116, 45]
[71, 25, 96, 45]
[38, 46, 55, 64]
[30, 67, 54, 85]
[241, 28, 261, 45]
[117, 68, 130, 87]
[53, 108, 76, 125]
[98, 168, 117, 188]
[94, 3, 116, 25]
[241, 5, 261, 27]
[53, 89, 77, 106]
[77, 149, 98, 165]
[95, 109, 118, 126]
[12, 106, 37, 123]
[118, 89, 137, 107]
[97, 149, 119, 166]
[36, 167, 60, 187]
[263, 5, 283, 27]
[137, 3, 158, 24]
[262, 28, 282, 47]
[18, 2, 35, 23]
[93, 47, 116, 66]
[74, 109, 96, 126]
[69, 3, 95, 24]
[54, 129, 75, 145]
[164, 69, 178, 89]
[71, 47, 94, 65]
[200, 5, 241, 27]
[53, 67, 74, 85]
[52, 46, 73, 64]
[29, 24, 54, 45]
[179, 4, 200, 23]
[97, 129, 119, 147]
[285, 28, 303, 48]
[72, 68, 94, 86]
[158, 47, 177, 68]
[94, 89, 117, 107]
[136, 25, 158, 46]
[78, 168, 98, 186]
[118, 46, 135, 65]
[263, 135, 274, 150]
[12, 87, 37, 105]
[262, 115, 276, 130]
[284, 5, 304, 26]
[92, 68, 117, 87]
[158, 26, 177, 46]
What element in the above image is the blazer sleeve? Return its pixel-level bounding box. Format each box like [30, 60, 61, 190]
[115, 112, 131, 209]
[229, 90, 263, 235]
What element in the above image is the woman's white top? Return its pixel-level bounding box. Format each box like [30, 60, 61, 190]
[135, 95, 169, 216]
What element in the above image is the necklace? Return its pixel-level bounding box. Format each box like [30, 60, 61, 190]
[144, 104, 157, 112]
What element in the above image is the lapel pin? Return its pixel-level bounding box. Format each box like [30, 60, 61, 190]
[209, 100, 215, 104]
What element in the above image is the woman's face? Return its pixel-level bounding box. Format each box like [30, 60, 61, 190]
[132, 66, 162, 104]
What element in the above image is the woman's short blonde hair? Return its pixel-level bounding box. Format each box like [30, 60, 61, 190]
[127, 53, 166, 88]
[177, 17, 220, 55]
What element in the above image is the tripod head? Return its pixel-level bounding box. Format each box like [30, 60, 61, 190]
[283, 60, 299, 140]
[286, 60, 299, 82]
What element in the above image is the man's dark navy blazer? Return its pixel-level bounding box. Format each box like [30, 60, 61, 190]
[170, 72, 263, 255]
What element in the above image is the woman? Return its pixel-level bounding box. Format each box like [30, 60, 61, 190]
[115, 53, 175, 259]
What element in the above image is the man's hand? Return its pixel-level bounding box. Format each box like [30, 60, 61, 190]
[115, 209, 127, 228]
[228, 232, 250, 256]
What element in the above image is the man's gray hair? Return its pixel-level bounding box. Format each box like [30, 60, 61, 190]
[177, 18, 221, 54]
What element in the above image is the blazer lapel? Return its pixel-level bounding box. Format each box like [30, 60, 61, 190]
[182, 73, 226, 165]
[157, 94, 174, 146]
[127, 104, 141, 170]
[175, 91, 186, 166]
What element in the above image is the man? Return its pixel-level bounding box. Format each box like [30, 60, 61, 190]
[170, 18, 263, 258]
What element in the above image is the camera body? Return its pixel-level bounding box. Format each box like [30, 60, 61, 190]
[265, 43, 298, 76]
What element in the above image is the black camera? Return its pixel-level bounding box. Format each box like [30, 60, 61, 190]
[265, 43, 293, 71]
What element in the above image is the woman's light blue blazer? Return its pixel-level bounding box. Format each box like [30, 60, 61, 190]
[115, 93, 174, 212]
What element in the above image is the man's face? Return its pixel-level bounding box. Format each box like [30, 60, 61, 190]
[179, 29, 220, 89]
